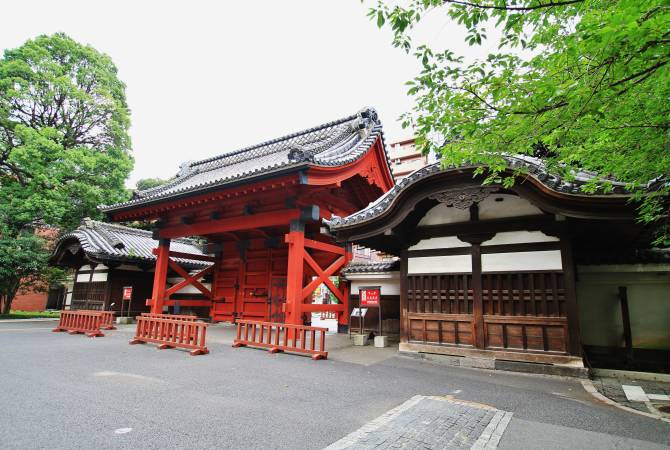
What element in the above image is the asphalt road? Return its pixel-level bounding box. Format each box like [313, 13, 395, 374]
[0, 321, 668, 449]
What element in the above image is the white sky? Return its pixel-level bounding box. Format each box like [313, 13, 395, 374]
[1, 1, 494, 187]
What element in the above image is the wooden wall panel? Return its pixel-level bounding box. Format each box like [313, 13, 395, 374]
[407, 313, 473, 346]
[407, 274, 473, 315]
[481, 272, 565, 317]
[483, 316, 568, 354]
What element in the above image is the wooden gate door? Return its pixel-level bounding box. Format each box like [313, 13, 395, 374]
[211, 274, 239, 322]
[268, 277, 286, 323]
[406, 274, 475, 346]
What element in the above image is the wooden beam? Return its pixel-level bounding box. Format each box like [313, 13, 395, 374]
[303, 238, 346, 255]
[302, 252, 345, 302]
[162, 299, 212, 307]
[301, 304, 346, 312]
[151, 249, 217, 262]
[159, 209, 302, 238]
[414, 215, 554, 241]
[407, 242, 561, 258]
[560, 238, 582, 356]
[471, 244, 485, 349]
[165, 265, 214, 297]
[167, 260, 212, 298]
[619, 286, 633, 361]
[150, 238, 170, 314]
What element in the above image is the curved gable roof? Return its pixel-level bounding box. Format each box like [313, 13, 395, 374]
[327, 155, 637, 230]
[52, 218, 210, 269]
[101, 107, 393, 214]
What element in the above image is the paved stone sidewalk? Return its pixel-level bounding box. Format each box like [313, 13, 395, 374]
[324, 396, 512, 450]
[592, 376, 670, 415]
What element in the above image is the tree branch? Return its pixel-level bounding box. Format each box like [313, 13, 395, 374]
[443, 0, 584, 12]
[609, 57, 670, 88]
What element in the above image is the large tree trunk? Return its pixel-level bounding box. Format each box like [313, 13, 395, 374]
[1, 284, 20, 315]
[1, 294, 12, 315]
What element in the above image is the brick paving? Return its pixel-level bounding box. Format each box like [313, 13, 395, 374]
[325, 396, 512, 450]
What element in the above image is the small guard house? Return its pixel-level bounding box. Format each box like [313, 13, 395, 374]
[50, 218, 210, 316]
[100, 108, 395, 328]
[327, 157, 670, 371]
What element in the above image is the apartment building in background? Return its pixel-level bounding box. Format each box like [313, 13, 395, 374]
[386, 137, 438, 179]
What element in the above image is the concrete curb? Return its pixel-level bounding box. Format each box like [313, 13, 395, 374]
[0, 318, 59, 323]
[580, 380, 670, 423]
[593, 368, 670, 383]
[401, 351, 588, 378]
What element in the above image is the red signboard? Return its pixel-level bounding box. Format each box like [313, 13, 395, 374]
[122, 286, 133, 300]
[359, 287, 380, 307]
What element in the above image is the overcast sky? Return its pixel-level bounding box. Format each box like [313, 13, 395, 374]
[1, 1, 493, 187]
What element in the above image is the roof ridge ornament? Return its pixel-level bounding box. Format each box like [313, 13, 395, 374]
[177, 161, 196, 178]
[350, 107, 379, 133]
[287, 144, 314, 163]
[429, 186, 499, 210]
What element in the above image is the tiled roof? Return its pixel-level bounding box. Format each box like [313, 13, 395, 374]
[342, 259, 400, 274]
[327, 155, 639, 229]
[53, 218, 210, 268]
[101, 107, 392, 213]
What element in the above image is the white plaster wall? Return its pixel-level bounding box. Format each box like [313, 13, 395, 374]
[349, 276, 400, 296]
[408, 255, 472, 274]
[418, 204, 470, 226]
[409, 236, 471, 250]
[577, 268, 670, 349]
[478, 194, 543, 220]
[76, 264, 109, 282]
[482, 231, 559, 246]
[90, 272, 108, 282]
[76, 273, 88, 282]
[116, 264, 144, 272]
[481, 250, 562, 272]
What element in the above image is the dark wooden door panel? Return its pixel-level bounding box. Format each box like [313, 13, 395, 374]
[483, 316, 568, 353]
[406, 272, 570, 354]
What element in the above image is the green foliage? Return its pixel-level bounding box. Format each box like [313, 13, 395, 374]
[0, 32, 133, 233]
[0, 33, 133, 310]
[0, 227, 66, 314]
[370, 0, 670, 245]
[136, 177, 169, 191]
[0, 310, 61, 319]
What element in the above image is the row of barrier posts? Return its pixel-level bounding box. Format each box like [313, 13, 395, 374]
[53, 312, 329, 360]
[100, 311, 117, 330]
[140, 313, 197, 321]
[233, 319, 328, 360]
[130, 314, 209, 356]
[52, 310, 111, 337]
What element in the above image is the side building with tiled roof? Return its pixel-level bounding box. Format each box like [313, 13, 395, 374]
[328, 156, 670, 374]
[51, 218, 211, 317]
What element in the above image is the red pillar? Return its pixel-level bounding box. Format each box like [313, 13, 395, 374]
[284, 230, 305, 326]
[338, 244, 353, 326]
[150, 238, 171, 314]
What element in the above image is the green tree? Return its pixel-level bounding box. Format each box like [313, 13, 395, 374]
[136, 177, 169, 191]
[371, 0, 670, 244]
[0, 33, 133, 311]
[0, 227, 65, 314]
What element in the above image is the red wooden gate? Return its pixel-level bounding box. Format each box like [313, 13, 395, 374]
[268, 277, 286, 323]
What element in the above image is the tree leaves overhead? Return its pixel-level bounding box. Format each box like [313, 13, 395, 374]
[370, 0, 670, 244]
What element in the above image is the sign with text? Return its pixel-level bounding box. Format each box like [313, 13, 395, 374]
[122, 286, 133, 300]
[359, 286, 381, 307]
[351, 307, 368, 318]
